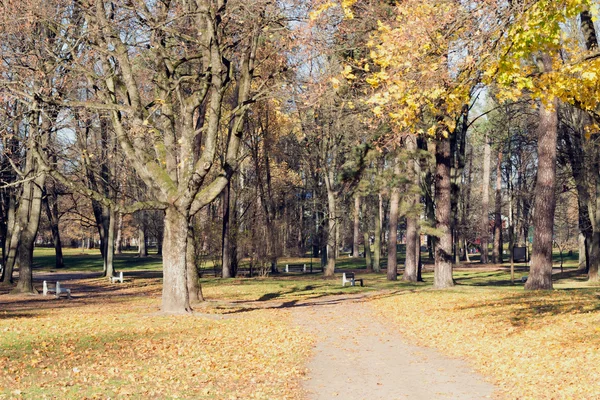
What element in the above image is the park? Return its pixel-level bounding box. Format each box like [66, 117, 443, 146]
[2, 0, 600, 399]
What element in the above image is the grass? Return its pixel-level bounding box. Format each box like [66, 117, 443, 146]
[372, 285, 600, 399]
[1, 247, 598, 399]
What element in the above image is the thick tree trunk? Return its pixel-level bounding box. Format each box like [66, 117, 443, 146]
[387, 160, 401, 281]
[480, 136, 491, 263]
[492, 150, 503, 264]
[434, 136, 454, 288]
[373, 197, 382, 273]
[526, 86, 557, 290]
[15, 173, 46, 294]
[353, 195, 360, 257]
[162, 207, 191, 313]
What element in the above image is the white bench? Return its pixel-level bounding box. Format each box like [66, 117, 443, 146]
[285, 264, 306, 273]
[342, 272, 363, 287]
[43, 281, 72, 299]
[109, 271, 124, 283]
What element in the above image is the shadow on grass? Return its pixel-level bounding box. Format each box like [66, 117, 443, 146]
[456, 288, 600, 328]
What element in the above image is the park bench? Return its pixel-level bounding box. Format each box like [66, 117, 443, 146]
[43, 281, 72, 299]
[285, 263, 307, 273]
[109, 271, 124, 283]
[342, 272, 363, 287]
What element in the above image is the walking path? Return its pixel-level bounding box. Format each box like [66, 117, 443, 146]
[294, 296, 498, 400]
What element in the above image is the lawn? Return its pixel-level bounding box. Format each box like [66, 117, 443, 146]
[1, 248, 599, 399]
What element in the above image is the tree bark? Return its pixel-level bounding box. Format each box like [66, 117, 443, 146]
[373, 195, 382, 273]
[138, 222, 148, 257]
[44, 183, 64, 269]
[1, 194, 18, 285]
[325, 187, 337, 277]
[403, 135, 419, 282]
[15, 172, 46, 294]
[387, 159, 401, 280]
[492, 150, 503, 264]
[526, 74, 558, 290]
[480, 136, 491, 263]
[353, 195, 360, 257]
[105, 208, 116, 278]
[362, 199, 373, 271]
[221, 181, 233, 278]
[115, 211, 123, 255]
[162, 207, 192, 313]
[434, 136, 454, 288]
[187, 223, 203, 303]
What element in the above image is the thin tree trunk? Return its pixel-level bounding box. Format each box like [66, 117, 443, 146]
[353, 195, 360, 257]
[362, 199, 373, 271]
[492, 150, 503, 264]
[221, 181, 232, 278]
[387, 159, 401, 280]
[138, 225, 147, 257]
[434, 136, 454, 288]
[481, 136, 491, 263]
[373, 195, 382, 273]
[1, 195, 18, 285]
[526, 65, 557, 290]
[115, 211, 123, 255]
[325, 188, 337, 277]
[187, 223, 203, 303]
[403, 135, 419, 282]
[44, 184, 64, 269]
[105, 208, 116, 278]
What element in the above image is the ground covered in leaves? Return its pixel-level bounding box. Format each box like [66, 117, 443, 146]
[372, 285, 600, 400]
[0, 278, 312, 399]
[2, 249, 599, 399]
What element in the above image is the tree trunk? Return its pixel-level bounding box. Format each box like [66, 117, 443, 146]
[1, 195, 18, 285]
[387, 159, 401, 281]
[325, 188, 337, 277]
[221, 182, 233, 278]
[434, 136, 454, 288]
[138, 225, 148, 257]
[187, 223, 203, 303]
[105, 208, 116, 278]
[492, 150, 503, 264]
[579, 233, 587, 271]
[362, 199, 373, 271]
[353, 195, 360, 257]
[526, 76, 557, 290]
[403, 135, 419, 282]
[15, 173, 46, 294]
[373, 195, 382, 273]
[162, 207, 192, 313]
[44, 184, 64, 269]
[480, 136, 491, 263]
[115, 211, 123, 255]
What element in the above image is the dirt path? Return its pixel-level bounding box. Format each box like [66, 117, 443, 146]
[294, 296, 497, 400]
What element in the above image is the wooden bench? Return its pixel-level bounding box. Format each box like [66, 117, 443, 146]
[43, 281, 72, 299]
[342, 272, 363, 287]
[109, 271, 124, 283]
